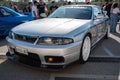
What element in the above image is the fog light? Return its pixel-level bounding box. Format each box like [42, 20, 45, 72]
[48, 57, 53, 62]
[45, 56, 64, 63]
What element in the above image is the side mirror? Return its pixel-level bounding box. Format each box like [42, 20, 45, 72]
[94, 14, 104, 20]
[96, 15, 104, 19]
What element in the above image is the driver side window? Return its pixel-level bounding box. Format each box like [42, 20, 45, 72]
[93, 7, 104, 19]
[0, 8, 12, 17]
[93, 7, 100, 16]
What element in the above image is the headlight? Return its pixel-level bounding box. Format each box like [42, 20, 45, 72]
[9, 31, 14, 39]
[37, 37, 74, 45]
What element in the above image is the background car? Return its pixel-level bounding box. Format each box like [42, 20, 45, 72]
[6, 5, 109, 69]
[0, 6, 34, 36]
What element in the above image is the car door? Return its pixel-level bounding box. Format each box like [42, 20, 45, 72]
[93, 7, 106, 42]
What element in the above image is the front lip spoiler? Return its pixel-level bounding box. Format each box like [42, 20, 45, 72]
[6, 52, 65, 70]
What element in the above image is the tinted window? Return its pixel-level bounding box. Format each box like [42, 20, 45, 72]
[93, 6, 104, 17]
[48, 6, 92, 19]
[0, 8, 12, 17]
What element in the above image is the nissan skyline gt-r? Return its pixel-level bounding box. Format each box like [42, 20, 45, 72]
[0, 6, 34, 36]
[6, 5, 109, 68]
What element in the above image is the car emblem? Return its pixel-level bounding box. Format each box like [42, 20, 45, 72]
[23, 36, 26, 40]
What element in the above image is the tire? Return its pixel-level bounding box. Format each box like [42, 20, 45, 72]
[79, 35, 91, 64]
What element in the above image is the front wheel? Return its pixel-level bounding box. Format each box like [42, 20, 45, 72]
[79, 35, 91, 64]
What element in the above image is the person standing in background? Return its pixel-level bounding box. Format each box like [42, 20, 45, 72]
[43, 3, 48, 16]
[37, 0, 47, 18]
[32, 1, 39, 19]
[9, 2, 15, 10]
[23, 2, 32, 12]
[9, 2, 19, 12]
[104, 0, 113, 18]
[49, 1, 58, 14]
[26, 2, 32, 12]
[110, 2, 120, 33]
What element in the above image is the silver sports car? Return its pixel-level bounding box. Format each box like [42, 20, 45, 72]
[6, 5, 109, 68]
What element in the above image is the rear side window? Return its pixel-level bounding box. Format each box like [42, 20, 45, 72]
[93, 6, 104, 17]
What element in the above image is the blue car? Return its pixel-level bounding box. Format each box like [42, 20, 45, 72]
[0, 6, 34, 36]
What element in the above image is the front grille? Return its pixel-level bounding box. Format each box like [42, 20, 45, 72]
[14, 34, 37, 43]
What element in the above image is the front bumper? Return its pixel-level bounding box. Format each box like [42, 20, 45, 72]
[6, 37, 82, 68]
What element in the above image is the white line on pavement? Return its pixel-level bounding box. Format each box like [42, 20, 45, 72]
[49, 73, 118, 80]
[102, 46, 114, 57]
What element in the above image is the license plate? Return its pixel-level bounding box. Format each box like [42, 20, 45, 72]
[15, 47, 28, 55]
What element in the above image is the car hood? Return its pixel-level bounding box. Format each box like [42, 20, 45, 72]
[12, 18, 90, 36]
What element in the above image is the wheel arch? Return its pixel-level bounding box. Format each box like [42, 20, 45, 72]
[79, 32, 92, 64]
[84, 32, 92, 40]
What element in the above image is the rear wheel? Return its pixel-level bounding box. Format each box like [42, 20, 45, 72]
[79, 35, 91, 64]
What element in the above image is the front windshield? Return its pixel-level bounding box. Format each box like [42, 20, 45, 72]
[48, 6, 92, 19]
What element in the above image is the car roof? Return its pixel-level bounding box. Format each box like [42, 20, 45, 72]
[63, 4, 97, 8]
